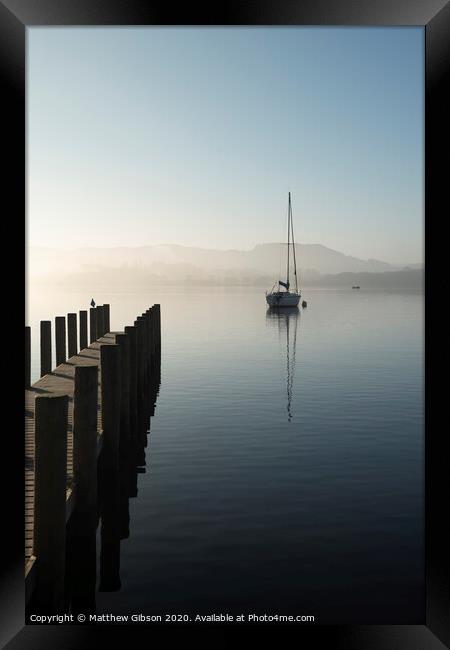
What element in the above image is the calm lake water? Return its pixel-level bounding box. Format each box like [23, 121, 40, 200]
[27, 286, 424, 623]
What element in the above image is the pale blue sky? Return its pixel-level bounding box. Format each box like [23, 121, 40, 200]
[28, 27, 424, 264]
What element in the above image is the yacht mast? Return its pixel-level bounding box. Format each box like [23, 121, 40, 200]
[290, 194, 298, 293]
[286, 192, 291, 290]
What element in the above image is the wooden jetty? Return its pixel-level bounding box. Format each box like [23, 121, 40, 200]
[24, 303, 161, 610]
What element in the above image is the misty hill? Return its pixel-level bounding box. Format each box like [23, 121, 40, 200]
[29, 243, 420, 279]
[28, 243, 423, 290]
[30, 264, 423, 290]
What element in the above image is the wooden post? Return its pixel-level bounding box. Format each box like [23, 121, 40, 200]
[138, 315, 151, 437]
[147, 309, 153, 385]
[115, 333, 130, 444]
[155, 304, 161, 348]
[73, 365, 98, 525]
[55, 316, 66, 366]
[103, 304, 110, 333]
[34, 394, 68, 611]
[99, 344, 121, 593]
[142, 313, 150, 370]
[147, 309, 152, 356]
[89, 308, 97, 344]
[67, 313, 77, 358]
[146, 308, 156, 416]
[40, 320, 52, 377]
[134, 318, 145, 402]
[141, 314, 149, 381]
[134, 319, 146, 436]
[100, 344, 121, 473]
[147, 307, 152, 357]
[97, 305, 105, 339]
[149, 307, 155, 357]
[154, 304, 161, 388]
[79, 310, 88, 350]
[124, 325, 137, 438]
[150, 307, 156, 375]
[146, 308, 153, 379]
[25, 326, 31, 388]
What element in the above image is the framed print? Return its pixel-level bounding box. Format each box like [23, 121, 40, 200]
[1, 0, 449, 648]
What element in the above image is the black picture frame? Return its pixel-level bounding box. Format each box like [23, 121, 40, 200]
[1, 1, 448, 647]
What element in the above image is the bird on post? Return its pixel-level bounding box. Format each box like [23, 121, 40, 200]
[90, 298, 96, 307]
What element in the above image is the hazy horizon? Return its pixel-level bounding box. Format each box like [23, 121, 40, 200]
[29, 240, 422, 267]
[28, 27, 423, 266]
[27, 241, 424, 291]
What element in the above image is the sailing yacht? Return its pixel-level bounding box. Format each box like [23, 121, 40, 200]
[266, 192, 301, 307]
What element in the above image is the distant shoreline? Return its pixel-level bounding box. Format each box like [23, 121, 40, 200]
[29, 268, 423, 291]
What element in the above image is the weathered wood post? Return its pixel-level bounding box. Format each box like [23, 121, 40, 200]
[115, 333, 130, 445]
[134, 318, 145, 404]
[155, 303, 161, 348]
[148, 307, 154, 380]
[147, 310, 153, 394]
[155, 304, 161, 386]
[79, 310, 88, 351]
[34, 393, 68, 611]
[147, 309, 153, 365]
[103, 304, 110, 333]
[145, 310, 151, 344]
[150, 307, 156, 376]
[89, 307, 97, 344]
[149, 307, 156, 359]
[134, 318, 146, 437]
[99, 344, 122, 593]
[140, 313, 149, 387]
[25, 326, 31, 388]
[138, 315, 150, 441]
[55, 316, 66, 366]
[147, 308, 156, 417]
[100, 344, 121, 473]
[40, 320, 52, 377]
[144, 313, 151, 373]
[67, 313, 77, 358]
[145, 310, 154, 412]
[124, 325, 138, 438]
[97, 305, 105, 339]
[73, 365, 98, 527]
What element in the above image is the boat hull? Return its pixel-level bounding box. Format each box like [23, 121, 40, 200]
[266, 291, 301, 307]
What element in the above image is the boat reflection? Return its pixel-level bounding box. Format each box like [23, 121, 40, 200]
[266, 306, 300, 422]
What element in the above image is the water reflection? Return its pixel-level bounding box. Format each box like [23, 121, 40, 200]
[266, 307, 300, 422]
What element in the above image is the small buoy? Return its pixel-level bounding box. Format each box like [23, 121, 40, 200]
[302, 300, 307, 308]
